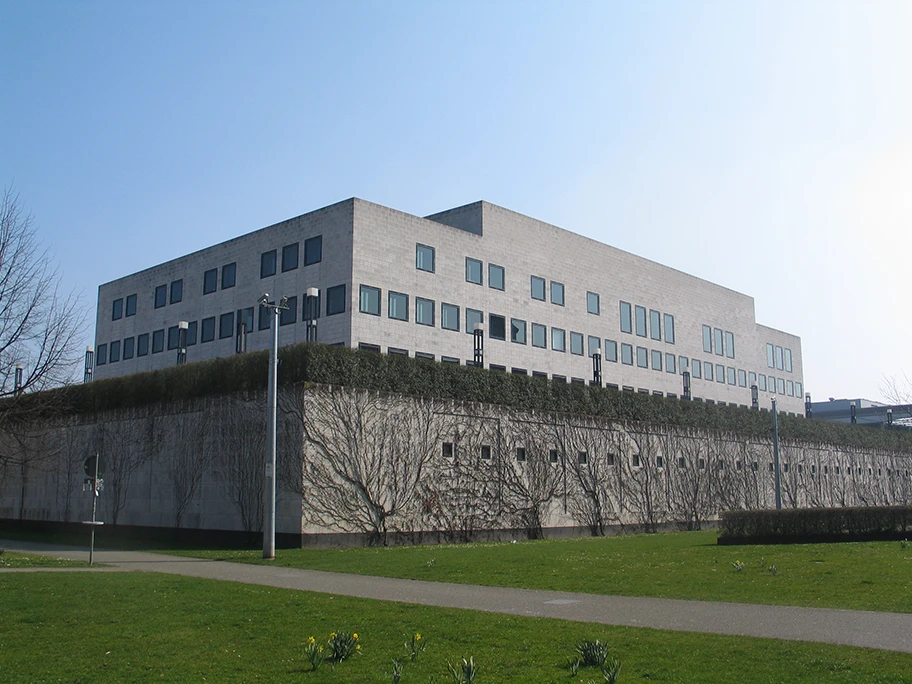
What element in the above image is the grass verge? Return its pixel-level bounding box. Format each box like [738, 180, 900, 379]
[0, 550, 88, 568]
[2, 572, 910, 683]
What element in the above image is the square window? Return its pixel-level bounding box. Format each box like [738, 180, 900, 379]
[489, 314, 506, 340]
[96, 343, 107, 365]
[186, 320, 198, 346]
[416, 297, 435, 326]
[587, 292, 600, 315]
[152, 329, 165, 353]
[167, 326, 180, 350]
[326, 284, 346, 316]
[260, 250, 277, 278]
[389, 291, 409, 321]
[359, 285, 381, 315]
[170, 279, 183, 304]
[137, 334, 149, 357]
[125, 294, 137, 317]
[666, 353, 676, 374]
[466, 308, 483, 333]
[109, 340, 120, 363]
[570, 331, 584, 355]
[531, 322, 546, 348]
[112, 298, 123, 321]
[605, 339, 618, 362]
[442, 303, 460, 331]
[531, 276, 546, 300]
[664, 314, 675, 344]
[123, 337, 134, 360]
[416, 244, 435, 272]
[550, 281, 565, 306]
[635, 305, 647, 337]
[511, 318, 526, 344]
[222, 262, 236, 289]
[725, 331, 735, 359]
[203, 268, 218, 294]
[651, 349, 662, 371]
[154, 284, 167, 308]
[621, 343, 634, 365]
[279, 297, 297, 326]
[304, 235, 322, 265]
[551, 327, 566, 352]
[489, 264, 504, 290]
[714, 328, 724, 356]
[219, 312, 235, 338]
[466, 257, 483, 284]
[620, 301, 632, 334]
[703, 325, 713, 353]
[588, 335, 600, 357]
[282, 243, 299, 272]
[201, 317, 216, 343]
[649, 310, 661, 341]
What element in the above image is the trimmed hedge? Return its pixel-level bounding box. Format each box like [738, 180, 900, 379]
[718, 506, 912, 544]
[3, 342, 912, 455]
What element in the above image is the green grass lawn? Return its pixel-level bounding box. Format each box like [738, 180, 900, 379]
[2, 572, 910, 683]
[0, 550, 88, 568]
[166, 530, 912, 613]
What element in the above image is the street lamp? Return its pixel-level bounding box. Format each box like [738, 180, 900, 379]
[682, 371, 691, 400]
[84, 346, 95, 383]
[14, 364, 23, 396]
[176, 321, 188, 365]
[591, 341, 602, 386]
[473, 322, 484, 368]
[850, 401, 857, 424]
[804, 393, 812, 418]
[887, 408, 893, 427]
[751, 384, 758, 410]
[259, 293, 288, 560]
[305, 287, 319, 343]
[772, 397, 782, 510]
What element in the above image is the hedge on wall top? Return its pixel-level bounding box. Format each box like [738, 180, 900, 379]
[2, 341, 912, 454]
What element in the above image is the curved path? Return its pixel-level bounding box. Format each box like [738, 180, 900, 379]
[3, 539, 911, 655]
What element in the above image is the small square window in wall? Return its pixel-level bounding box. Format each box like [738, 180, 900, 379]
[489, 264, 504, 290]
[664, 314, 675, 344]
[466, 308, 483, 334]
[219, 312, 235, 338]
[260, 250, 277, 278]
[152, 329, 165, 353]
[651, 349, 662, 371]
[549, 449, 560, 463]
[221, 262, 236, 289]
[123, 337, 134, 360]
[550, 281, 564, 306]
[531, 276, 546, 301]
[416, 297, 435, 326]
[441, 442, 454, 458]
[489, 314, 506, 340]
[587, 292, 600, 315]
[112, 298, 123, 321]
[511, 318, 526, 344]
[281, 243, 299, 272]
[359, 285, 381, 315]
[605, 339, 618, 362]
[551, 327, 566, 352]
[280, 297, 297, 326]
[154, 284, 167, 309]
[621, 343, 634, 365]
[649, 310, 661, 341]
[570, 331, 584, 355]
[167, 326, 180, 350]
[109, 340, 120, 363]
[96, 343, 107, 365]
[203, 268, 217, 294]
[359, 343, 381, 353]
[725, 331, 735, 359]
[531, 322, 546, 348]
[515, 447, 526, 462]
[326, 284, 346, 316]
[480, 445, 492, 460]
[416, 244, 435, 272]
[578, 451, 588, 465]
[201, 317, 216, 343]
[466, 257, 482, 284]
[389, 291, 409, 321]
[170, 280, 183, 304]
[304, 235, 322, 265]
[125, 294, 137, 317]
[441, 303, 460, 331]
[137, 333, 149, 357]
[635, 306, 647, 337]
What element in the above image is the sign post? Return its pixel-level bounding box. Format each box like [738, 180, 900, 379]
[83, 454, 104, 565]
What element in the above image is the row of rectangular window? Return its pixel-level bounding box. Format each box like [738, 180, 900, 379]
[530, 275, 564, 306]
[465, 257, 505, 290]
[203, 262, 237, 294]
[619, 302, 675, 344]
[766, 343, 794, 372]
[152, 280, 184, 310]
[702, 325, 736, 359]
[260, 235, 323, 278]
[111, 293, 138, 321]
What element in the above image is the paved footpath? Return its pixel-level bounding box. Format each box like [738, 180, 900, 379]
[3, 539, 912, 655]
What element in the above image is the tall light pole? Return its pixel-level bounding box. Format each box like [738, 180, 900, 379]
[305, 287, 319, 342]
[772, 397, 782, 510]
[751, 384, 759, 410]
[14, 364, 23, 396]
[259, 293, 287, 560]
[84, 346, 94, 383]
[682, 371, 691, 400]
[176, 321, 188, 365]
[591, 341, 602, 386]
[473, 322, 484, 368]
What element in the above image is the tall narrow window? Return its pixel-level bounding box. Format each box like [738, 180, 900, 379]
[587, 292, 600, 315]
[550, 281, 565, 306]
[170, 279, 183, 304]
[570, 331, 584, 355]
[767, 343, 775, 368]
[112, 298, 123, 321]
[649, 310, 661, 341]
[125, 294, 137, 317]
[489, 314, 506, 340]
[785, 348, 793, 372]
[531, 323, 546, 348]
[703, 325, 713, 353]
[776, 345, 784, 370]
[282, 243, 299, 272]
[621, 343, 633, 365]
[635, 306, 647, 337]
[304, 235, 322, 265]
[279, 297, 297, 326]
[636, 346, 648, 368]
[326, 284, 346, 316]
[416, 297, 435, 326]
[605, 339, 618, 362]
[725, 331, 735, 359]
[260, 250, 277, 278]
[551, 327, 566, 352]
[664, 314, 675, 344]
[137, 334, 149, 356]
[221, 262, 236, 289]
[123, 337, 134, 360]
[466, 308, 483, 333]
[219, 312, 235, 338]
[152, 329, 165, 353]
[203, 268, 218, 294]
[154, 284, 167, 309]
[416, 244, 435, 272]
[511, 318, 526, 344]
[620, 302, 632, 334]
[714, 328, 724, 356]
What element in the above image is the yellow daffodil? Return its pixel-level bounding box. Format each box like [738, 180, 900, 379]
[353, 633, 359, 640]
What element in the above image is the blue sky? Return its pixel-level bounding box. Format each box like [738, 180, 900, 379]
[2, 0, 910, 401]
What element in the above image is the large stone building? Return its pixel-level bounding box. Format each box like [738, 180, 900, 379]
[93, 198, 805, 413]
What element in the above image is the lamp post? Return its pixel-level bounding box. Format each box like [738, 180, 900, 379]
[473, 322, 484, 368]
[682, 371, 691, 400]
[850, 401, 857, 424]
[772, 397, 782, 510]
[805, 393, 812, 418]
[305, 287, 319, 342]
[591, 342, 602, 386]
[14, 364, 23, 396]
[259, 293, 288, 560]
[751, 384, 758, 410]
[176, 321, 188, 365]
[84, 346, 94, 383]
[887, 408, 893, 427]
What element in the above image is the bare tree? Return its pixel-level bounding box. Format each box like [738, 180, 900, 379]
[214, 394, 266, 534]
[164, 403, 215, 528]
[98, 414, 157, 525]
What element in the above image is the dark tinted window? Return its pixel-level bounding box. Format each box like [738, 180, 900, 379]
[260, 250, 277, 278]
[282, 243, 299, 272]
[304, 235, 322, 265]
[203, 268, 218, 294]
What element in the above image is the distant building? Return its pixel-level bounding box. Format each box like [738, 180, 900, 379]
[810, 398, 912, 427]
[92, 198, 805, 413]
